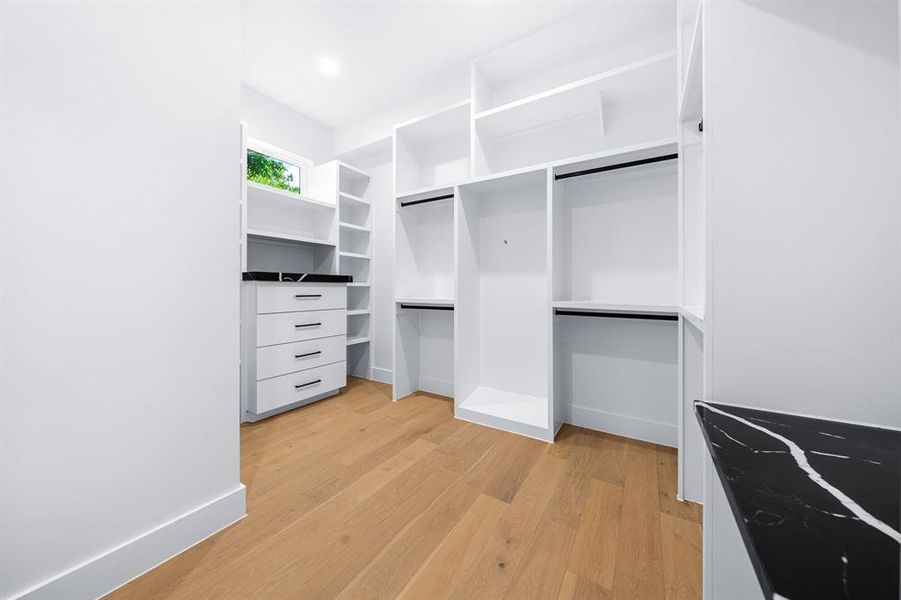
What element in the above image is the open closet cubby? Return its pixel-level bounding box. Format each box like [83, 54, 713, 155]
[246, 182, 338, 246]
[455, 169, 553, 441]
[551, 144, 679, 448]
[392, 186, 456, 401]
[395, 188, 455, 303]
[394, 303, 454, 401]
[394, 100, 471, 196]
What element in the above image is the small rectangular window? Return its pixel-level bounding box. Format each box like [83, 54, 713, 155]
[247, 148, 302, 194]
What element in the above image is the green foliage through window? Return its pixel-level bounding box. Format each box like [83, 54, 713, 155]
[247, 149, 301, 194]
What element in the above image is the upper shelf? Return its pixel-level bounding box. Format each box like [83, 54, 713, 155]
[246, 181, 335, 211]
[475, 51, 677, 141]
[246, 228, 336, 248]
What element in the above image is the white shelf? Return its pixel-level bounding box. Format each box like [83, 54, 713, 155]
[246, 228, 335, 247]
[679, 5, 703, 126]
[347, 309, 370, 317]
[339, 191, 370, 206]
[475, 51, 677, 141]
[339, 221, 371, 233]
[553, 300, 679, 317]
[338, 161, 370, 182]
[681, 304, 705, 331]
[246, 181, 335, 211]
[395, 297, 454, 307]
[346, 336, 370, 346]
[347, 282, 370, 288]
[339, 251, 370, 260]
[457, 386, 548, 430]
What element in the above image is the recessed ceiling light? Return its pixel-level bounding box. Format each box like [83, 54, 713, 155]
[318, 57, 339, 77]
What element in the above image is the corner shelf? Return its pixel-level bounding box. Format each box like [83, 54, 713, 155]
[347, 309, 370, 317]
[346, 336, 370, 346]
[246, 181, 335, 211]
[339, 221, 371, 233]
[339, 251, 370, 260]
[680, 305, 705, 332]
[339, 191, 370, 206]
[395, 297, 454, 307]
[347, 282, 370, 288]
[246, 228, 335, 247]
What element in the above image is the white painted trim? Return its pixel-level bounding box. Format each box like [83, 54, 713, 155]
[370, 366, 393, 385]
[568, 405, 677, 447]
[9, 485, 246, 600]
[419, 375, 453, 398]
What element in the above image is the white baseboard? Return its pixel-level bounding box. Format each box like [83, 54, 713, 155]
[10, 485, 246, 600]
[569, 405, 677, 447]
[418, 375, 453, 398]
[370, 366, 392, 385]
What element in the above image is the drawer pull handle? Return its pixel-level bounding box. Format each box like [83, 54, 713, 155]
[295, 294, 322, 298]
[295, 379, 322, 389]
[295, 351, 321, 359]
[295, 322, 322, 328]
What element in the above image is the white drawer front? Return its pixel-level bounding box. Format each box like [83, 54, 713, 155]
[256, 283, 346, 314]
[254, 361, 347, 414]
[256, 335, 345, 380]
[256, 309, 346, 347]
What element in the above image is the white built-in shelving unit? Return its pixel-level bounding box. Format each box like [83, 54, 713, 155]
[387, 2, 711, 466]
[336, 162, 374, 380]
[240, 129, 374, 382]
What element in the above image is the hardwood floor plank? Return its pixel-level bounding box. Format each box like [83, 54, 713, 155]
[396, 494, 507, 600]
[448, 450, 568, 600]
[612, 441, 665, 600]
[567, 479, 623, 590]
[660, 513, 703, 600]
[557, 571, 613, 600]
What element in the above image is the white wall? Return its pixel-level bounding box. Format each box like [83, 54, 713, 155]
[333, 69, 469, 157]
[706, 0, 901, 427]
[242, 84, 334, 163]
[0, 3, 244, 598]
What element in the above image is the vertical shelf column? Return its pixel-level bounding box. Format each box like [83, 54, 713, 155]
[337, 162, 373, 379]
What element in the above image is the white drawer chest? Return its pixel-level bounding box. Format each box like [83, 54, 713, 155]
[240, 275, 349, 422]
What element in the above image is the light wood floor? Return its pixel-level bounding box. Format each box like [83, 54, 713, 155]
[110, 377, 702, 599]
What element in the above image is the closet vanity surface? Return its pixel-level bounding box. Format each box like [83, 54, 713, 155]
[242, 271, 353, 283]
[696, 402, 900, 600]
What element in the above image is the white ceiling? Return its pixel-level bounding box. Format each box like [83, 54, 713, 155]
[241, 1, 590, 128]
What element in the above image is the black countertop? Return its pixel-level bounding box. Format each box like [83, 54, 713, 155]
[242, 272, 353, 283]
[695, 401, 900, 600]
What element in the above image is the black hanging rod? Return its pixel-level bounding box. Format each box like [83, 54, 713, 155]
[400, 304, 454, 311]
[555, 309, 677, 322]
[554, 153, 679, 181]
[399, 193, 454, 208]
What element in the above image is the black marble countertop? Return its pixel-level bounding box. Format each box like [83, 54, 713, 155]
[696, 401, 900, 600]
[242, 272, 353, 283]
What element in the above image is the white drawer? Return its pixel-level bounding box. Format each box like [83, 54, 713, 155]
[254, 361, 347, 414]
[256, 309, 346, 347]
[256, 283, 346, 314]
[256, 335, 345, 380]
